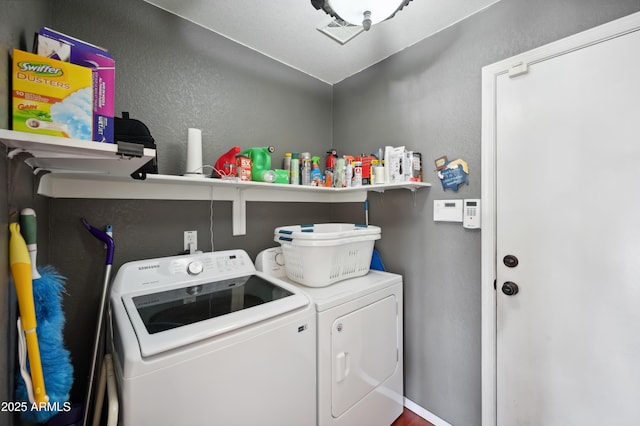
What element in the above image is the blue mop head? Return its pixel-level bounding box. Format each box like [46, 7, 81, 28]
[16, 265, 74, 424]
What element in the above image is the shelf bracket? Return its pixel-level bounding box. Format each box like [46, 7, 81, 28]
[116, 141, 144, 158]
[7, 148, 28, 160]
[232, 187, 247, 236]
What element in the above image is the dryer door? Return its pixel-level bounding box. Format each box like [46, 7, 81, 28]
[331, 294, 399, 417]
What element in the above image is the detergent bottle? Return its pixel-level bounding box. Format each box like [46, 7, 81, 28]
[310, 156, 323, 186]
[240, 146, 275, 182]
[214, 146, 241, 178]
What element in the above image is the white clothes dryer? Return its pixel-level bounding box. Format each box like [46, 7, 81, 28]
[110, 250, 316, 426]
[257, 247, 404, 426]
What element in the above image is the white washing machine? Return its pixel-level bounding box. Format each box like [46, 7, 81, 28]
[257, 247, 404, 426]
[110, 250, 316, 426]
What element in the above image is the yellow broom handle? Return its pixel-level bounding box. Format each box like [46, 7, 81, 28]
[9, 223, 48, 404]
[25, 329, 47, 404]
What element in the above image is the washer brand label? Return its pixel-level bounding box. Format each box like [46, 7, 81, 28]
[138, 263, 160, 271]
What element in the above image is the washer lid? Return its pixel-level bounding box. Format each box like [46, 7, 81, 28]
[121, 273, 309, 357]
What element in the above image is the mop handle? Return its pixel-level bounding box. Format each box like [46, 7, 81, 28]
[9, 223, 48, 404]
[82, 219, 114, 264]
[81, 219, 115, 426]
[364, 200, 369, 226]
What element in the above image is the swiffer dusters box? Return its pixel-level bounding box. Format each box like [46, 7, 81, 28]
[13, 49, 93, 140]
[36, 27, 115, 142]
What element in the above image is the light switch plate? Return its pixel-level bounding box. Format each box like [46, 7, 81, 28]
[433, 199, 463, 222]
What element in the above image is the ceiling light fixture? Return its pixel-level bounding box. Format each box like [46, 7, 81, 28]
[312, 0, 413, 31]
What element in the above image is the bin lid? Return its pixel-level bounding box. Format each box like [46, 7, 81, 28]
[275, 223, 381, 240]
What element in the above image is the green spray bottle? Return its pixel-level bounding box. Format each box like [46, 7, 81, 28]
[240, 146, 275, 182]
[311, 156, 323, 186]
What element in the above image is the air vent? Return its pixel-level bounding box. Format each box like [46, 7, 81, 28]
[317, 18, 364, 45]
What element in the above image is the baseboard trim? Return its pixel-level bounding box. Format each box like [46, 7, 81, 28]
[404, 398, 453, 426]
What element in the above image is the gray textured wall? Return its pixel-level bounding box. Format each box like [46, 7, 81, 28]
[47, 0, 338, 406]
[52, 0, 333, 177]
[1, 3, 52, 425]
[332, 0, 640, 425]
[4, 0, 640, 425]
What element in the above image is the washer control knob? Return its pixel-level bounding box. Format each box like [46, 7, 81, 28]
[187, 261, 204, 275]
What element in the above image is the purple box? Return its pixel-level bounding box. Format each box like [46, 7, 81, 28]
[36, 27, 115, 143]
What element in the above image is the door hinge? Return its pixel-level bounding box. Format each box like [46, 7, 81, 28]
[508, 62, 529, 78]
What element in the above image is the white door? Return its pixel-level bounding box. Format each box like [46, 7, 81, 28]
[494, 25, 640, 425]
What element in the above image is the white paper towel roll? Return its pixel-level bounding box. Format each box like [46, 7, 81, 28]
[374, 166, 385, 184]
[185, 128, 203, 176]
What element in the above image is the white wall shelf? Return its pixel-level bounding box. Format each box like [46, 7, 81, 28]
[1, 129, 430, 235]
[37, 173, 430, 235]
[0, 129, 156, 176]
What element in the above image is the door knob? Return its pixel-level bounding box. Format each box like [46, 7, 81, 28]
[503, 255, 519, 268]
[502, 281, 519, 296]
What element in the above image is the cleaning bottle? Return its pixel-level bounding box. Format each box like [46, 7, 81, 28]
[353, 161, 362, 187]
[326, 148, 338, 170]
[290, 153, 300, 185]
[301, 152, 311, 186]
[214, 146, 241, 178]
[334, 158, 345, 188]
[240, 146, 275, 182]
[283, 152, 292, 180]
[370, 159, 380, 184]
[361, 154, 376, 185]
[324, 168, 333, 188]
[345, 160, 353, 187]
[310, 156, 323, 186]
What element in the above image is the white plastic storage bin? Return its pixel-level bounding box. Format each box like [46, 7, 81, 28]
[274, 223, 381, 287]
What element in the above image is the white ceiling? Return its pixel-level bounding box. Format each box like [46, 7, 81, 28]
[144, 0, 501, 84]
